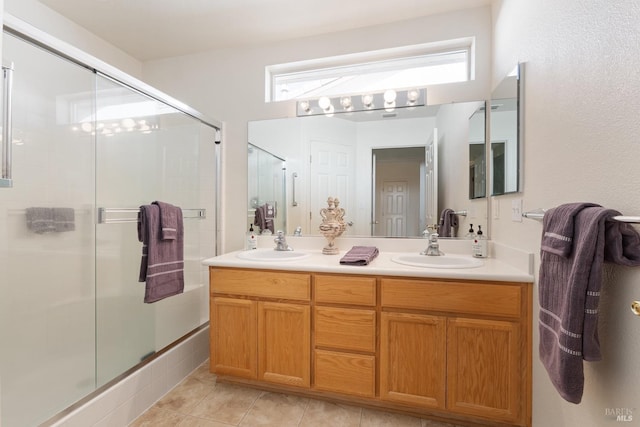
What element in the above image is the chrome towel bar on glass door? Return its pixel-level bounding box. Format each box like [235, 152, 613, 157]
[97, 207, 206, 224]
[522, 209, 640, 224]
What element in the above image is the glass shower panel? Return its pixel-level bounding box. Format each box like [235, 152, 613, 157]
[94, 75, 213, 385]
[0, 33, 96, 426]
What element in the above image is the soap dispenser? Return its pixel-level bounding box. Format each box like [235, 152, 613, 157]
[472, 225, 487, 258]
[246, 224, 258, 250]
[465, 224, 476, 239]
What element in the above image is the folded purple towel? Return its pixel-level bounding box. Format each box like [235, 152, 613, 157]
[153, 201, 179, 240]
[540, 202, 599, 257]
[339, 246, 379, 266]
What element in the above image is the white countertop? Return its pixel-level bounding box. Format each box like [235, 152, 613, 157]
[203, 238, 534, 283]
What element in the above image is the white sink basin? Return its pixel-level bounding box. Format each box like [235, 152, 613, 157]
[237, 249, 311, 262]
[391, 253, 484, 269]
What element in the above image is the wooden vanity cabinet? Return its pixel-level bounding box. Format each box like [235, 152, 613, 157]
[210, 268, 311, 388]
[209, 267, 532, 427]
[380, 277, 530, 425]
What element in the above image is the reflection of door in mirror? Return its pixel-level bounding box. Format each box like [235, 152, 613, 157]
[309, 140, 355, 235]
[425, 128, 438, 228]
[468, 107, 486, 200]
[372, 147, 425, 237]
[247, 144, 286, 234]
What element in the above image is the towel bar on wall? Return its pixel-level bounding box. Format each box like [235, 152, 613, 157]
[97, 207, 206, 224]
[452, 210, 468, 216]
[525, 208, 640, 317]
[522, 209, 640, 224]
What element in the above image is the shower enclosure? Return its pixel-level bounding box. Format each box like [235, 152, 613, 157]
[0, 27, 219, 427]
[247, 143, 286, 234]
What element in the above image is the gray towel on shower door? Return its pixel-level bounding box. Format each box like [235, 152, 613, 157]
[138, 203, 184, 303]
[153, 200, 179, 240]
[53, 207, 75, 232]
[538, 203, 640, 404]
[25, 207, 55, 233]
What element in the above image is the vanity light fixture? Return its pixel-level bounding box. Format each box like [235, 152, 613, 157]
[296, 88, 425, 117]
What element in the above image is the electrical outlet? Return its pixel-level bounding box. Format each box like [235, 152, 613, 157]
[511, 199, 523, 222]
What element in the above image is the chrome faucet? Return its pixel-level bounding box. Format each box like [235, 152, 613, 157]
[274, 230, 293, 251]
[293, 226, 302, 236]
[421, 232, 445, 256]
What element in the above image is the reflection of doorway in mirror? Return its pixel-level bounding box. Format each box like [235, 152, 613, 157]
[491, 141, 506, 196]
[372, 147, 424, 237]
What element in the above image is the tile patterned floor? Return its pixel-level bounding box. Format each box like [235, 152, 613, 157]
[130, 361, 462, 427]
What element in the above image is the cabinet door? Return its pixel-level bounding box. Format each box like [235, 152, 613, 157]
[380, 312, 446, 409]
[210, 297, 257, 379]
[447, 317, 521, 423]
[258, 301, 310, 388]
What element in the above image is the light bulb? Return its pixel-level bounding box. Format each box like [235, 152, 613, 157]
[383, 89, 397, 104]
[121, 118, 136, 129]
[407, 89, 420, 105]
[362, 94, 374, 108]
[299, 100, 311, 113]
[318, 96, 332, 111]
[340, 96, 352, 110]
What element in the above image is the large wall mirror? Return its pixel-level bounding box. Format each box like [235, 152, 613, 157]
[248, 100, 488, 239]
[490, 63, 522, 196]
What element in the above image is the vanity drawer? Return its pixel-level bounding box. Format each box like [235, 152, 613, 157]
[381, 278, 522, 318]
[314, 306, 376, 353]
[314, 275, 376, 306]
[314, 349, 375, 397]
[210, 268, 310, 301]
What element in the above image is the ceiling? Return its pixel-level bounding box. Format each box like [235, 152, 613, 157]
[38, 0, 491, 61]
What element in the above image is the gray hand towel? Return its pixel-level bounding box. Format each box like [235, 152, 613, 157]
[254, 204, 274, 234]
[437, 208, 458, 237]
[339, 246, 379, 265]
[538, 204, 640, 403]
[153, 201, 179, 240]
[25, 207, 55, 233]
[53, 207, 75, 232]
[138, 204, 184, 303]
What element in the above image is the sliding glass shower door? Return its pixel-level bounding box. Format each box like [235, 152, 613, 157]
[94, 74, 216, 386]
[0, 33, 97, 427]
[0, 30, 218, 426]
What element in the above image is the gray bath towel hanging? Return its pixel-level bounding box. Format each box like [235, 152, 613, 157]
[138, 202, 185, 303]
[538, 202, 640, 403]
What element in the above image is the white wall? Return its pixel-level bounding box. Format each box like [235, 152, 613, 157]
[142, 6, 492, 251]
[5, 0, 142, 77]
[492, 1, 640, 426]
